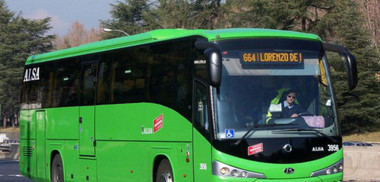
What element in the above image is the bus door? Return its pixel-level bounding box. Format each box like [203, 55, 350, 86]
[79, 60, 98, 156]
[192, 80, 213, 180]
[35, 110, 47, 180]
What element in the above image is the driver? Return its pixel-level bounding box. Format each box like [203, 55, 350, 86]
[265, 89, 305, 124]
[281, 91, 304, 118]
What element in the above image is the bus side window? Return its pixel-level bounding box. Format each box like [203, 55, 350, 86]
[59, 59, 80, 106]
[80, 63, 97, 105]
[97, 61, 112, 104]
[193, 81, 209, 135]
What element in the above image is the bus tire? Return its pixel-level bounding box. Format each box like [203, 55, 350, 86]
[51, 154, 64, 182]
[156, 159, 173, 182]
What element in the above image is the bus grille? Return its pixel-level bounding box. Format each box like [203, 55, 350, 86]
[23, 146, 33, 157]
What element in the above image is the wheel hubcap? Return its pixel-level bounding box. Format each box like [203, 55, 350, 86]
[160, 172, 173, 182]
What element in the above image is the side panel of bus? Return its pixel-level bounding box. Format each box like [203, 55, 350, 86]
[19, 110, 34, 178]
[35, 110, 47, 180]
[95, 103, 193, 182]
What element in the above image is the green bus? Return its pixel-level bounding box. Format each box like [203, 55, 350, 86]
[19, 28, 357, 182]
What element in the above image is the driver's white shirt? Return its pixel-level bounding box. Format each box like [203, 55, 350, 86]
[283, 101, 294, 109]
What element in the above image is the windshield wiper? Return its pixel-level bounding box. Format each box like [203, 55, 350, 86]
[233, 123, 286, 146]
[233, 125, 258, 146]
[272, 128, 338, 143]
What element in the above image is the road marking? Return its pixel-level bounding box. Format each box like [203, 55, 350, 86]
[0, 174, 4, 176]
[8, 174, 23, 177]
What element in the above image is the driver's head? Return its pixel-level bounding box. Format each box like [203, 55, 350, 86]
[286, 91, 296, 105]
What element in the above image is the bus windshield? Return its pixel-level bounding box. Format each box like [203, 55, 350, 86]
[214, 38, 338, 139]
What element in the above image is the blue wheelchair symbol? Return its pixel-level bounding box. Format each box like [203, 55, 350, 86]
[225, 129, 235, 138]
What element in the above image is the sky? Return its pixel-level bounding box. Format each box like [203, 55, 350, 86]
[5, 0, 118, 36]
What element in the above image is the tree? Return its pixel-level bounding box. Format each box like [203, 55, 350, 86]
[356, 0, 380, 55]
[101, 0, 225, 38]
[101, 0, 151, 38]
[224, 0, 336, 34]
[326, 0, 380, 133]
[186, 0, 225, 29]
[53, 21, 101, 50]
[0, 0, 54, 121]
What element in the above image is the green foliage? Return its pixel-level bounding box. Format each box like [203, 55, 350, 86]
[224, 0, 336, 33]
[101, 0, 151, 38]
[326, 1, 380, 134]
[101, 0, 224, 38]
[0, 0, 54, 117]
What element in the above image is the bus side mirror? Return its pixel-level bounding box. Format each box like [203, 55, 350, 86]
[323, 43, 358, 90]
[345, 51, 358, 90]
[204, 48, 222, 87]
[195, 39, 222, 87]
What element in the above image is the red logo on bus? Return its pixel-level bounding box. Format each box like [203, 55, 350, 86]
[153, 114, 163, 133]
[248, 143, 263, 156]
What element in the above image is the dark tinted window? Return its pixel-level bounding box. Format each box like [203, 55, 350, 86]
[97, 47, 148, 104]
[97, 37, 198, 119]
[22, 64, 48, 109]
[20, 82, 28, 109]
[97, 60, 111, 104]
[193, 81, 210, 136]
[21, 58, 80, 109]
[22, 36, 200, 120]
[80, 60, 97, 105]
[52, 59, 80, 107]
[148, 40, 194, 118]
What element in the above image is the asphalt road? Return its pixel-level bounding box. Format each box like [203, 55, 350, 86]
[0, 160, 32, 182]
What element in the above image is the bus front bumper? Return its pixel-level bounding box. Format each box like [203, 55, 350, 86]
[211, 173, 342, 182]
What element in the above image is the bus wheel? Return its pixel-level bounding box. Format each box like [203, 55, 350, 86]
[156, 159, 173, 182]
[51, 154, 64, 182]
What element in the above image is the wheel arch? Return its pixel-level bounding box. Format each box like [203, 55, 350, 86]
[152, 154, 175, 182]
[50, 150, 62, 165]
[50, 149, 64, 179]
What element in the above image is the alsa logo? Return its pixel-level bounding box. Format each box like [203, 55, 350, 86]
[312, 146, 324, 152]
[153, 114, 163, 133]
[248, 143, 264, 156]
[23, 67, 40, 82]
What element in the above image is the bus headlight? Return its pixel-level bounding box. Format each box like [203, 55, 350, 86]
[310, 159, 343, 177]
[212, 161, 266, 178]
[220, 167, 230, 175]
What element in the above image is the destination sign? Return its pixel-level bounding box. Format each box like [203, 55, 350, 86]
[242, 52, 303, 64]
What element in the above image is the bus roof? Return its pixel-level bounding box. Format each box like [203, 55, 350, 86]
[26, 28, 321, 65]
